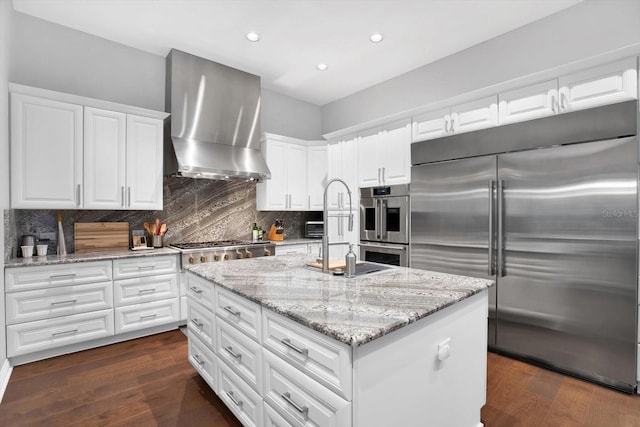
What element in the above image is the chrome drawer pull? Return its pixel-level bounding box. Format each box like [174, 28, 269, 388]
[193, 354, 205, 365]
[52, 329, 78, 336]
[50, 273, 76, 279]
[137, 265, 155, 270]
[140, 314, 157, 320]
[224, 346, 242, 359]
[223, 306, 241, 316]
[281, 392, 308, 416]
[281, 338, 308, 356]
[189, 286, 203, 294]
[226, 391, 242, 407]
[138, 288, 156, 294]
[50, 299, 78, 306]
[191, 318, 203, 328]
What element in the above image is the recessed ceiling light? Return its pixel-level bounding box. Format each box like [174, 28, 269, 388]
[246, 32, 261, 42]
[370, 33, 384, 43]
[317, 63, 328, 71]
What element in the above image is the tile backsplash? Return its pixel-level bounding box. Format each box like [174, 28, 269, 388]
[5, 177, 321, 259]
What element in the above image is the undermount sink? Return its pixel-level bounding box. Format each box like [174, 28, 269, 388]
[349, 262, 394, 276]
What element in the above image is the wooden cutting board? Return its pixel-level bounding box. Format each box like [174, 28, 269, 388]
[307, 259, 365, 270]
[74, 222, 129, 253]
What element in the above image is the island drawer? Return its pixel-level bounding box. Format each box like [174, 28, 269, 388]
[113, 255, 178, 279]
[187, 274, 215, 311]
[114, 273, 179, 306]
[215, 287, 262, 342]
[263, 310, 352, 400]
[114, 298, 179, 334]
[188, 333, 217, 393]
[5, 261, 112, 292]
[264, 402, 294, 427]
[187, 299, 215, 349]
[7, 309, 115, 357]
[217, 358, 263, 427]
[6, 281, 113, 325]
[263, 350, 351, 427]
[216, 317, 263, 394]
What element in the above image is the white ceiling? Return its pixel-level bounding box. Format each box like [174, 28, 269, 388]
[12, 0, 582, 106]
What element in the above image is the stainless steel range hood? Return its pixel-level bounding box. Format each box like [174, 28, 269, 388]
[164, 49, 271, 181]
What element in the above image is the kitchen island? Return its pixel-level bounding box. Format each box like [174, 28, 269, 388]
[185, 254, 493, 427]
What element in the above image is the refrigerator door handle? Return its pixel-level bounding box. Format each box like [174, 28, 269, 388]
[488, 180, 495, 276]
[497, 179, 506, 277]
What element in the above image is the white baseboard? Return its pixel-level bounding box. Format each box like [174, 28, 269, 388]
[0, 358, 13, 404]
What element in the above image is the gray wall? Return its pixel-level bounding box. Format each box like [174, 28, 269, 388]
[9, 10, 322, 140]
[321, 0, 640, 134]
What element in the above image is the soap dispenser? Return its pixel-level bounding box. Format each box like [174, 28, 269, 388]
[345, 244, 357, 278]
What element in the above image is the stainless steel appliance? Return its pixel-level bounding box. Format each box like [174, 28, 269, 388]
[411, 100, 638, 392]
[360, 184, 409, 266]
[170, 240, 275, 269]
[304, 221, 324, 238]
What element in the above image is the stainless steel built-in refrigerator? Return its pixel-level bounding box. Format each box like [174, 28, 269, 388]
[410, 101, 638, 392]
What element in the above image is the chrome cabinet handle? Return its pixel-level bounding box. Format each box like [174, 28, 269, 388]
[224, 346, 242, 359]
[50, 273, 76, 279]
[550, 95, 557, 114]
[140, 314, 157, 320]
[281, 392, 308, 416]
[223, 306, 241, 316]
[50, 299, 78, 306]
[450, 116, 455, 133]
[193, 354, 205, 365]
[127, 186, 132, 207]
[121, 186, 125, 207]
[227, 391, 242, 407]
[488, 180, 495, 276]
[189, 286, 203, 294]
[444, 116, 450, 133]
[137, 265, 155, 270]
[560, 92, 568, 111]
[382, 167, 386, 183]
[281, 338, 309, 356]
[190, 318, 203, 328]
[138, 288, 156, 294]
[76, 184, 81, 206]
[52, 329, 78, 336]
[497, 180, 506, 277]
[378, 167, 382, 183]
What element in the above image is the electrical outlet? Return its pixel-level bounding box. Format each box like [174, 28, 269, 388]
[38, 232, 56, 241]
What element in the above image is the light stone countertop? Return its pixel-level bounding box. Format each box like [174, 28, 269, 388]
[4, 247, 180, 268]
[268, 238, 322, 246]
[185, 253, 494, 347]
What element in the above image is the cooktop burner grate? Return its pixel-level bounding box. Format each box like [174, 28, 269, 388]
[170, 240, 267, 250]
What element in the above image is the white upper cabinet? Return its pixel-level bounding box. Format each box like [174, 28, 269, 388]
[307, 143, 328, 210]
[126, 115, 164, 210]
[499, 57, 638, 125]
[327, 136, 358, 211]
[286, 143, 308, 210]
[412, 96, 498, 142]
[558, 57, 638, 112]
[358, 120, 411, 188]
[10, 84, 168, 210]
[11, 94, 84, 209]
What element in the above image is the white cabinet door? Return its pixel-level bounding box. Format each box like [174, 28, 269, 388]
[126, 115, 163, 210]
[257, 140, 288, 210]
[498, 80, 559, 125]
[286, 144, 308, 210]
[377, 121, 410, 186]
[451, 95, 498, 134]
[559, 57, 638, 113]
[411, 107, 450, 142]
[84, 107, 127, 209]
[10, 93, 83, 209]
[326, 142, 342, 211]
[307, 144, 328, 210]
[357, 132, 381, 187]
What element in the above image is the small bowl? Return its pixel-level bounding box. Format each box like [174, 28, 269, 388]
[21, 245, 33, 258]
[36, 244, 48, 257]
[332, 268, 345, 276]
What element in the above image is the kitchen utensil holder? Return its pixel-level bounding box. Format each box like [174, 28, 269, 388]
[152, 235, 163, 248]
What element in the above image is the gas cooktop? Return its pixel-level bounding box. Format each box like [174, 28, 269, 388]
[170, 240, 276, 265]
[170, 240, 269, 250]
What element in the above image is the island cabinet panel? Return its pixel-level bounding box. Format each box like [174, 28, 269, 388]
[215, 287, 262, 343]
[263, 350, 351, 427]
[218, 360, 264, 427]
[217, 317, 263, 394]
[351, 290, 488, 427]
[262, 310, 352, 400]
[187, 298, 216, 348]
[188, 332, 218, 393]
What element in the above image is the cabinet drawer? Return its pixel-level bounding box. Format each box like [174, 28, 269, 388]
[187, 299, 215, 349]
[217, 317, 263, 394]
[215, 286, 262, 342]
[263, 310, 352, 400]
[7, 309, 115, 357]
[264, 402, 294, 427]
[6, 281, 113, 325]
[5, 261, 112, 292]
[263, 350, 351, 427]
[187, 274, 215, 311]
[188, 333, 217, 393]
[113, 255, 177, 279]
[218, 358, 263, 427]
[114, 298, 179, 334]
[114, 273, 178, 306]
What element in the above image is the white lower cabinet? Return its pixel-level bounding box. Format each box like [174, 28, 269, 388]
[188, 298, 216, 348]
[114, 298, 180, 334]
[189, 332, 217, 392]
[217, 317, 263, 394]
[218, 359, 264, 427]
[7, 309, 114, 357]
[114, 273, 178, 305]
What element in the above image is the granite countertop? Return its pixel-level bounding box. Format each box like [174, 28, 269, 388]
[5, 247, 180, 268]
[185, 254, 494, 347]
[269, 238, 322, 246]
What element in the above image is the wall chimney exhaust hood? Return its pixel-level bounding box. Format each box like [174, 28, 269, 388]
[164, 49, 271, 181]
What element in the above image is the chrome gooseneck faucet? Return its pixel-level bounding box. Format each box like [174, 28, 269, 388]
[322, 178, 354, 273]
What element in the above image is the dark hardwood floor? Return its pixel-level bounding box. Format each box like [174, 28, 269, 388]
[1, 330, 639, 426]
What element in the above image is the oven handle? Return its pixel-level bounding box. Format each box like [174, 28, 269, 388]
[381, 199, 388, 241]
[359, 242, 407, 251]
